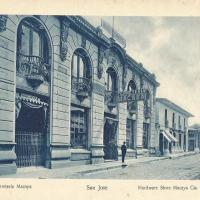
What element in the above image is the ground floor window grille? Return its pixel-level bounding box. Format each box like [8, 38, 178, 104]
[126, 119, 134, 149]
[143, 123, 149, 149]
[70, 108, 87, 148]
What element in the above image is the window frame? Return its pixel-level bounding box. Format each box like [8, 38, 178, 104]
[70, 108, 88, 148]
[72, 52, 89, 79]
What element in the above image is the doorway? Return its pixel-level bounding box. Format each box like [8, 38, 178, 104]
[103, 118, 118, 160]
[15, 100, 48, 168]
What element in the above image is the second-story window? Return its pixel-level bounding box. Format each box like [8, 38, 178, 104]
[172, 112, 175, 129]
[18, 20, 49, 63]
[106, 68, 117, 92]
[127, 80, 137, 111]
[165, 109, 168, 127]
[17, 18, 50, 88]
[72, 52, 89, 79]
[71, 49, 91, 97]
[144, 91, 151, 119]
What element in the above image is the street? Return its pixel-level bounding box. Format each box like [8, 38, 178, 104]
[69, 154, 200, 180]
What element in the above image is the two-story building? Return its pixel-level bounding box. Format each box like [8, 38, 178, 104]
[188, 125, 200, 152]
[156, 98, 193, 156]
[0, 15, 159, 175]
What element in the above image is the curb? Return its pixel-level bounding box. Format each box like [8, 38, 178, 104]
[68, 153, 197, 177]
[169, 152, 196, 160]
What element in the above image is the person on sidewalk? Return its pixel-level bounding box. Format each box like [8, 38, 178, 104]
[121, 141, 127, 164]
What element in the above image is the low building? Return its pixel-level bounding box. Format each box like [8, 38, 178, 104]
[188, 125, 200, 152]
[156, 98, 193, 156]
[0, 15, 159, 175]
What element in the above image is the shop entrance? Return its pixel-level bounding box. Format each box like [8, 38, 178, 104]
[103, 118, 118, 160]
[15, 97, 48, 168]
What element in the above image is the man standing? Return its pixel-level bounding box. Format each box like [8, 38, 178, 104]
[121, 141, 127, 163]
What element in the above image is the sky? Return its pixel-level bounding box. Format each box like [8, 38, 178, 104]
[85, 16, 200, 126]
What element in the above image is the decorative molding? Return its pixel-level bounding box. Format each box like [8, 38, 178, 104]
[93, 82, 105, 96]
[97, 46, 105, 79]
[122, 64, 127, 90]
[81, 36, 86, 48]
[0, 15, 8, 32]
[140, 74, 145, 90]
[17, 54, 50, 89]
[60, 20, 70, 62]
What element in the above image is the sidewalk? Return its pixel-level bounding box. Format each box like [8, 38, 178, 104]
[0, 152, 196, 179]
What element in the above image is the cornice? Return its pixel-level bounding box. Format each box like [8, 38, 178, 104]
[57, 15, 159, 87]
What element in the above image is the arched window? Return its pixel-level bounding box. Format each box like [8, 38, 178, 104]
[126, 80, 137, 149]
[106, 68, 117, 92]
[17, 18, 49, 64]
[71, 49, 91, 97]
[16, 18, 50, 87]
[127, 80, 137, 92]
[144, 90, 151, 119]
[71, 49, 90, 79]
[127, 80, 137, 111]
[144, 90, 151, 108]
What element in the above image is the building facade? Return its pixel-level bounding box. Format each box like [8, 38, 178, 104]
[0, 15, 159, 174]
[156, 98, 193, 156]
[188, 128, 200, 152]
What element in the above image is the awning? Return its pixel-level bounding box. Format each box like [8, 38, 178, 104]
[161, 130, 171, 142]
[71, 107, 84, 112]
[165, 129, 178, 142]
[16, 93, 48, 106]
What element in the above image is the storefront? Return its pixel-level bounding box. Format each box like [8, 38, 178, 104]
[156, 98, 193, 156]
[0, 15, 159, 174]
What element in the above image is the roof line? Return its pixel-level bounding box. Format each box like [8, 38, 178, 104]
[156, 98, 193, 117]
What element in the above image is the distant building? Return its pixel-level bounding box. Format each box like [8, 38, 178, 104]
[156, 98, 193, 156]
[0, 15, 159, 174]
[188, 126, 200, 152]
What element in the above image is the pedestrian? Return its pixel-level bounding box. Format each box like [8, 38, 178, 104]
[121, 141, 127, 163]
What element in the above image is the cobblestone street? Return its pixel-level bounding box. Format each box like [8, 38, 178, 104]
[70, 154, 200, 179]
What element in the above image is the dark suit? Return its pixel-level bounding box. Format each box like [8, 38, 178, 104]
[121, 144, 127, 163]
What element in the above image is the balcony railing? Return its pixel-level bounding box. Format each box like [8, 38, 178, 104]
[165, 120, 169, 128]
[105, 91, 118, 109]
[71, 76, 92, 99]
[17, 53, 50, 88]
[144, 106, 151, 119]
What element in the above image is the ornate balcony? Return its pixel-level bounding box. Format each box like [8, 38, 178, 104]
[17, 54, 50, 88]
[127, 101, 137, 115]
[71, 76, 91, 100]
[144, 106, 151, 119]
[104, 91, 118, 109]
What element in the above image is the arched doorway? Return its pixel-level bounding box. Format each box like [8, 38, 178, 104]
[15, 17, 51, 168]
[104, 67, 118, 160]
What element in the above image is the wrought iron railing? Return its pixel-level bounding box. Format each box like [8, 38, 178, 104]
[104, 90, 118, 108]
[71, 76, 92, 98]
[15, 131, 45, 168]
[17, 54, 50, 87]
[144, 106, 151, 119]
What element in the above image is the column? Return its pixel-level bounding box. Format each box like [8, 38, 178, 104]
[194, 133, 200, 153]
[136, 100, 144, 156]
